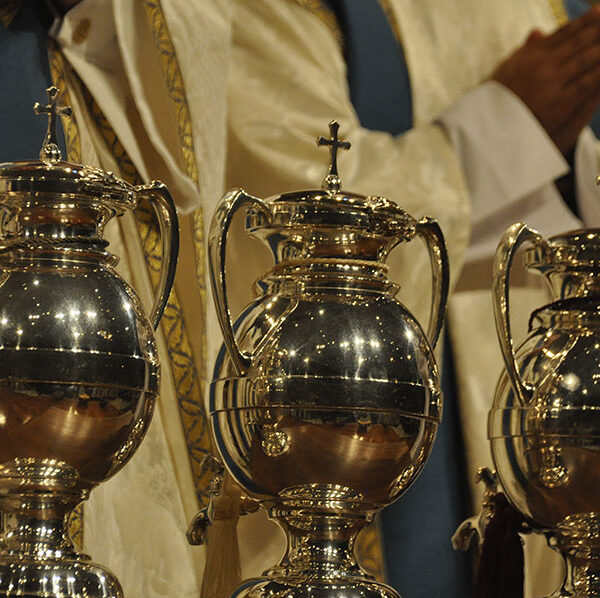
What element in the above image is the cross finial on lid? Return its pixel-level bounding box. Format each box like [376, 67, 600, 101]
[317, 120, 351, 192]
[33, 86, 72, 163]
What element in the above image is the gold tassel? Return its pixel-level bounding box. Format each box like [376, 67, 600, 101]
[200, 472, 243, 598]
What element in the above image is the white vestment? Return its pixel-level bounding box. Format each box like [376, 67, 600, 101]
[224, 0, 600, 595]
[50, 1, 231, 596]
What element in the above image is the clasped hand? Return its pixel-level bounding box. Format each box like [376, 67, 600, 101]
[492, 6, 600, 155]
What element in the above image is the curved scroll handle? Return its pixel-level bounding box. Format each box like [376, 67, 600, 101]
[208, 189, 273, 376]
[135, 181, 180, 330]
[492, 223, 548, 407]
[414, 217, 450, 349]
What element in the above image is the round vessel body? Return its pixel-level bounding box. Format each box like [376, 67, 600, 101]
[0, 559, 124, 598]
[211, 287, 440, 508]
[491, 303, 600, 597]
[490, 303, 600, 530]
[0, 257, 158, 490]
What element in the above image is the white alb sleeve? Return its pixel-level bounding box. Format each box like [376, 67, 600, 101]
[439, 80, 583, 262]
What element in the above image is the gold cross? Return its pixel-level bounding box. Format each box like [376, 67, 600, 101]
[317, 120, 351, 191]
[34, 86, 72, 162]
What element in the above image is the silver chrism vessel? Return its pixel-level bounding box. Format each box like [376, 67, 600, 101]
[0, 87, 178, 597]
[491, 223, 600, 597]
[207, 121, 449, 598]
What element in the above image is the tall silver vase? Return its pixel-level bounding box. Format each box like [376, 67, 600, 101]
[206, 122, 449, 598]
[0, 87, 179, 597]
[491, 223, 600, 597]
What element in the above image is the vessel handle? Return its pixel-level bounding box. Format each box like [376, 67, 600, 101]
[208, 189, 273, 376]
[492, 223, 547, 407]
[136, 181, 180, 330]
[414, 217, 449, 349]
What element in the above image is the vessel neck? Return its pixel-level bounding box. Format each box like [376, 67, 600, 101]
[541, 268, 600, 303]
[267, 508, 371, 580]
[257, 258, 397, 298]
[0, 458, 88, 561]
[0, 245, 117, 268]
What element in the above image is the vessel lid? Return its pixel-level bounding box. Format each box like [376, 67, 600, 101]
[0, 87, 136, 211]
[245, 121, 417, 243]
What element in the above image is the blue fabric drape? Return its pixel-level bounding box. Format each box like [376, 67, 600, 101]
[327, 0, 412, 135]
[0, 0, 66, 163]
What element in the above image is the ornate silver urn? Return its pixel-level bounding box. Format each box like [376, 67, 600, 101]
[0, 88, 178, 597]
[491, 223, 600, 597]
[207, 122, 449, 598]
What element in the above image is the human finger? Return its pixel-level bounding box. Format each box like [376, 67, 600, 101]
[548, 17, 600, 66]
[551, 73, 600, 153]
[563, 52, 600, 103]
[546, 4, 600, 48]
[560, 35, 600, 84]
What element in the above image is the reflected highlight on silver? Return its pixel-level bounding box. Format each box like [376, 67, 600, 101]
[204, 121, 449, 598]
[0, 87, 179, 597]
[491, 224, 600, 597]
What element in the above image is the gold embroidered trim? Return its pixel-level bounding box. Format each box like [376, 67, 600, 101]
[140, 1, 208, 308]
[141, 0, 213, 506]
[289, 0, 343, 44]
[67, 504, 84, 551]
[142, 1, 200, 187]
[0, 0, 22, 28]
[548, 0, 569, 25]
[47, 40, 82, 163]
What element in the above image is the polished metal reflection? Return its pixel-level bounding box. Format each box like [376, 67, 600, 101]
[205, 121, 449, 598]
[0, 87, 179, 597]
[490, 224, 600, 597]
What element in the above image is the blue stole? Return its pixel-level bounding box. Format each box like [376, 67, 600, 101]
[0, 0, 66, 164]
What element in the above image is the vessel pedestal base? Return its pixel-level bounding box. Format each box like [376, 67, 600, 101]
[0, 458, 123, 598]
[230, 490, 400, 598]
[546, 514, 600, 598]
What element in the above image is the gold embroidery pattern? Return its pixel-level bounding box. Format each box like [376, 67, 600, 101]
[548, 0, 569, 25]
[0, 0, 22, 28]
[141, 0, 214, 505]
[79, 83, 213, 506]
[142, 1, 199, 186]
[47, 40, 84, 550]
[67, 504, 84, 551]
[47, 40, 82, 163]
[141, 0, 208, 318]
[289, 0, 343, 44]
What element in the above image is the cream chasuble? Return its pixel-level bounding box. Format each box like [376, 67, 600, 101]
[48, 1, 231, 596]
[225, 0, 600, 596]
